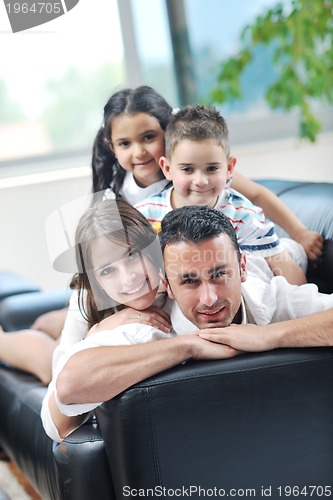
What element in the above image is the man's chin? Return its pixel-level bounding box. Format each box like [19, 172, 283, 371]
[197, 318, 230, 329]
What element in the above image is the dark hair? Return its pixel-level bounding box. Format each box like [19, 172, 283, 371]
[159, 205, 241, 262]
[73, 199, 162, 328]
[165, 104, 230, 159]
[91, 127, 116, 195]
[92, 86, 173, 196]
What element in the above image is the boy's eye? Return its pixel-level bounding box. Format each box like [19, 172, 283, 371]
[207, 165, 220, 172]
[180, 166, 193, 173]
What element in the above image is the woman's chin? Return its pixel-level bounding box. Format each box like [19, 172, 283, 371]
[124, 286, 159, 310]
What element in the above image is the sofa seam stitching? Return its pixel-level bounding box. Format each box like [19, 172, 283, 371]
[137, 353, 333, 388]
[145, 387, 163, 486]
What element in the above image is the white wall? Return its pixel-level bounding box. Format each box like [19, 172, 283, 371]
[234, 132, 333, 183]
[1, 131, 332, 291]
[0, 167, 91, 291]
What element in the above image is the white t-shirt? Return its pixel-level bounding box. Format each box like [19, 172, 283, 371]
[171, 275, 333, 333]
[41, 291, 174, 441]
[104, 171, 169, 206]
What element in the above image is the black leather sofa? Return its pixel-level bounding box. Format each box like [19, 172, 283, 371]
[0, 179, 332, 500]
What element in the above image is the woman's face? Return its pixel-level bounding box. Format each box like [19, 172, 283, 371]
[90, 235, 160, 310]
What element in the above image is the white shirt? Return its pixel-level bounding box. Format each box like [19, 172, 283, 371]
[51, 290, 89, 374]
[171, 275, 333, 333]
[42, 173, 170, 440]
[104, 172, 169, 206]
[41, 276, 333, 442]
[41, 293, 175, 441]
[52, 324, 176, 418]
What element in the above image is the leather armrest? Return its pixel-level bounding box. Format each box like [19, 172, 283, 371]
[0, 289, 71, 331]
[0, 270, 40, 301]
[53, 418, 116, 500]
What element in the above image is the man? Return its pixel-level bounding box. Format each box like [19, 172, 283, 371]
[161, 206, 333, 348]
[44, 205, 333, 442]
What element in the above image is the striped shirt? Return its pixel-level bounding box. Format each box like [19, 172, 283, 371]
[135, 186, 282, 257]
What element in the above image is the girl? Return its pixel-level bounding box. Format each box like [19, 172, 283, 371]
[41, 199, 177, 441]
[92, 85, 172, 203]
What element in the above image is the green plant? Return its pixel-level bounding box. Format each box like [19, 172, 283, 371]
[209, 0, 333, 141]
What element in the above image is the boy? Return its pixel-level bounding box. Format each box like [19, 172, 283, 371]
[135, 104, 306, 284]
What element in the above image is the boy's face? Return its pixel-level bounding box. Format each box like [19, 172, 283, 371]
[160, 139, 236, 209]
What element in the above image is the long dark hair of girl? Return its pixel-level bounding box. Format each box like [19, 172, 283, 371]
[91, 86, 173, 197]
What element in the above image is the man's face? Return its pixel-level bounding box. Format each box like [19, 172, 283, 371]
[163, 235, 247, 329]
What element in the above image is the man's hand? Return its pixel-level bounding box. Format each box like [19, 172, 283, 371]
[198, 324, 278, 353]
[187, 333, 241, 360]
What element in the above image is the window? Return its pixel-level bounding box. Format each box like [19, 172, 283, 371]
[181, 0, 333, 144]
[127, 0, 333, 146]
[0, 0, 125, 163]
[124, 0, 179, 106]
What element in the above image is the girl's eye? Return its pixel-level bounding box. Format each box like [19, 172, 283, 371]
[128, 251, 140, 261]
[100, 266, 114, 277]
[118, 140, 130, 148]
[181, 167, 193, 173]
[207, 165, 220, 172]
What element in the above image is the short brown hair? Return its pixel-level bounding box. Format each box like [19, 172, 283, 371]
[165, 104, 230, 159]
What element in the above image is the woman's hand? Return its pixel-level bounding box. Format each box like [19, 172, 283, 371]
[88, 306, 171, 337]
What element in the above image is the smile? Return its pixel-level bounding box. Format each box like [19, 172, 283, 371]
[190, 189, 213, 194]
[121, 278, 147, 296]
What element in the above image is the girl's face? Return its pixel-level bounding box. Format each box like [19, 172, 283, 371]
[110, 113, 165, 188]
[91, 235, 160, 310]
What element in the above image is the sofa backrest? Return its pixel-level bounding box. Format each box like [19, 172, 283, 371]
[97, 348, 333, 498]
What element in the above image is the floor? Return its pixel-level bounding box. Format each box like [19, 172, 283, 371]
[5, 458, 41, 500]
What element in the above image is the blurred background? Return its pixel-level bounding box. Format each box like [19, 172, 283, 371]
[0, 0, 332, 290]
